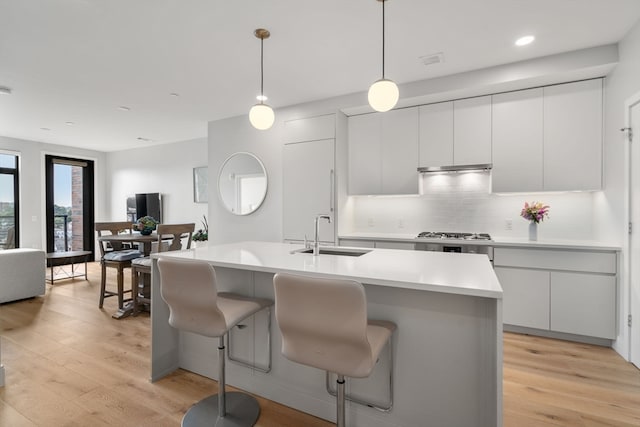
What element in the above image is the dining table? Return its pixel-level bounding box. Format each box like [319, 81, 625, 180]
[97, 232, 163, 319]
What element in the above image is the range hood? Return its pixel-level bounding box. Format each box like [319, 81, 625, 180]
[417, 163, 492, 173]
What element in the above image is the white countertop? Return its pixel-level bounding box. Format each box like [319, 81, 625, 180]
[153, 241, 502, 299]
[339, 232, 621, 251]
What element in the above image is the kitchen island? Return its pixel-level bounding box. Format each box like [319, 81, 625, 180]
[151, 241, 503, 427]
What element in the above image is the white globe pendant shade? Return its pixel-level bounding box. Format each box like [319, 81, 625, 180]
[249, 103, 275, 130]
[368, 78, 399, 112]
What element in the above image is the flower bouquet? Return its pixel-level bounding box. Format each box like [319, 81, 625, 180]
[520, 202, 550, 224]
[133, 215, 158, 235]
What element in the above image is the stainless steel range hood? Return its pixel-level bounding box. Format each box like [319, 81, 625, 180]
[417, 163, 492, 173]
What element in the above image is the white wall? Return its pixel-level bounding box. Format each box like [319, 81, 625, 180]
[597, 19, 640, 359]
[348, 173, 597, 241]
[105, 138, 208, 228]
[0, 135, 106, 250]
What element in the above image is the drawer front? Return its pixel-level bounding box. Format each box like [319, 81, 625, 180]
[494, 247, 616, 274]
[339, 239, 375, 248]
[374, 241, 416, 250]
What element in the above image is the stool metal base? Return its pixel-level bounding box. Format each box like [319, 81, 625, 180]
[182, 392, 260, 427]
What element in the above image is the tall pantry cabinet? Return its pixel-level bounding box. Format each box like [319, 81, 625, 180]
[282, 114, 336, 244]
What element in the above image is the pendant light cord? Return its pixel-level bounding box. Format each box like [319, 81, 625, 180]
[382, 0, 386, 79]
[260, 37, 265, 104]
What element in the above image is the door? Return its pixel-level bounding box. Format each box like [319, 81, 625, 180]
[283, 139, 335, 243]
[45, 155, 95, 256]
[630, 98, 640, 368]
[0, 152, 19, 249]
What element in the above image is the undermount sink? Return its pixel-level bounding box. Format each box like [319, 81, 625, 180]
[290, 247, 371, 257]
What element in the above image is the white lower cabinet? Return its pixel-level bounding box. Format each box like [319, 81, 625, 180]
[550, 272, 616, 339]
[494, 247, 617, 340]
[495, 267, 550, 330]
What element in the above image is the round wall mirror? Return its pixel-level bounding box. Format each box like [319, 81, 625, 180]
[217, 152, 268, 215]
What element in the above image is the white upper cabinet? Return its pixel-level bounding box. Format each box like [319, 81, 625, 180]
[348, 108, 419, 195]
[419, 101, 454, 167]
[543, 79, 603, 191]
[382, 108, 420, 194]
[418, 96, 491, 167]
[454, 96, 492, 165]
[283, 114, 335, 144]
[348, 113, 383, 195]
[492, 88, 544, 193]
[492, 79, 603, 193]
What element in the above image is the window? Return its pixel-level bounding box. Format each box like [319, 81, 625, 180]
[0, 152, 19, 249]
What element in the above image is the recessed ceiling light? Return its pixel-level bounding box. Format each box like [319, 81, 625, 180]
[118, 106, 131, 111]
[256, 95, 268, 102]
[515, 35, 535, 46]
[0, 86, 12, 95]
[65, 121, 75, 126]
[40, 127, 51, 131]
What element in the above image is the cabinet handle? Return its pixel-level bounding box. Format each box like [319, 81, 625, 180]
[330, 169, 334, 212]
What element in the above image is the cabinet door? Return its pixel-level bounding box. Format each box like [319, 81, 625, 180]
[550, 272, 616, 339]
[454, 96, 492, 165]
[283, 139, 335, 243]
[543, 79, 603, 191]
[419, 101, 454, 167]
[348, 113, 382, 195]
[284, 114, 335, 144]
[381, 108, 419, 195]
[492, 88, 543, 192]
[495, 267, 550, 330]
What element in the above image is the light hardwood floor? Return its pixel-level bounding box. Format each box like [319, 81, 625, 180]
[0, 262, 639, 426]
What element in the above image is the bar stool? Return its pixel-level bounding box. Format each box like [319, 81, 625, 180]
[157, 257, 273, 427]
[273, 272, 396, 427]
[131, 223, 194, 315]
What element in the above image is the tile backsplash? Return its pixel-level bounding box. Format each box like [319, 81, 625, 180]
[348, 172, 597, 241]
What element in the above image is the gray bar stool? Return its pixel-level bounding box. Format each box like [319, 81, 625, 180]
[273, 272, 396, 427]
[158, 258, 273, 427]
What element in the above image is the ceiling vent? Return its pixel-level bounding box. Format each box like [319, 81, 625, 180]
[420, 52, 444, 66]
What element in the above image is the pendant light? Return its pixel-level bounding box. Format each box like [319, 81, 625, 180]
[249, 28, 275, 130]
[368, 0, 399, 112]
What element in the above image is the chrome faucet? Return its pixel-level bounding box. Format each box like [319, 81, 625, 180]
[313, 214, 332, 256]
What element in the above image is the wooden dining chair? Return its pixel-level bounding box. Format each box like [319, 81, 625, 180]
[95, 221, 143, 309]
[131, 223, 195, 315]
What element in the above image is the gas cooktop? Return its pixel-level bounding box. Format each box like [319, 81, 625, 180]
[416, 232, 492, 241]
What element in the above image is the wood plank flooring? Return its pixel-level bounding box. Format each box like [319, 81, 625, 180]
[1, 262, 639, 426]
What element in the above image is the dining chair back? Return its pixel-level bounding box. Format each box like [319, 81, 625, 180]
[131, 222, 195, 315]
[95, 221, 142, 309]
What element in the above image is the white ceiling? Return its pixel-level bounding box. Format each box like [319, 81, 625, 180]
[1, 0, 640, 152]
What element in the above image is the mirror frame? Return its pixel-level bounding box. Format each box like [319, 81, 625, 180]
[217, 152, 268, 216]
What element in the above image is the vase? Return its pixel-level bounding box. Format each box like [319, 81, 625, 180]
[528, 222, 538, 241]
[193, 240, 208, 248]
[140, 227, 154, 235]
